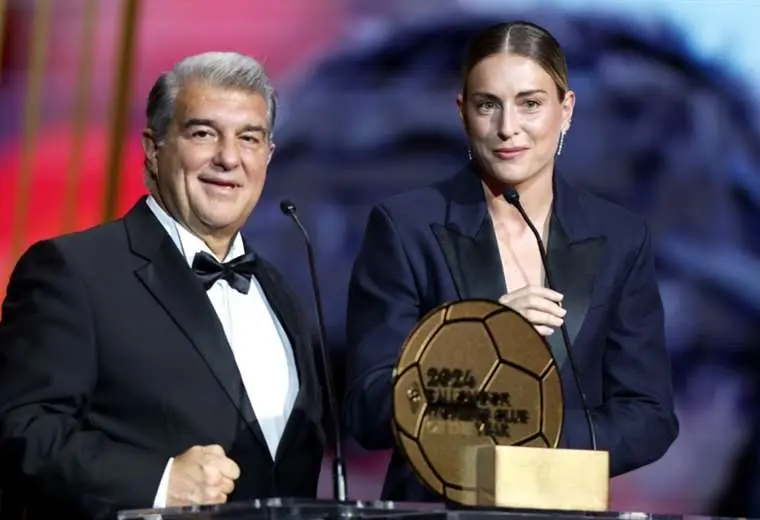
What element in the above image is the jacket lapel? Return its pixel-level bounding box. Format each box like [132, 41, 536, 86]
[543, 178, 607, 368]
[432, 221, 506, 301]
[248, 254, 323, 461]
[544, 213, 606, 367]
[432, 166, 506, 301]
[431, 168, 607, 369]
[124, 199, 267, 448]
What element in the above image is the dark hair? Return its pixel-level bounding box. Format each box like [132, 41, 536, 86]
[462, 21, 568, 100]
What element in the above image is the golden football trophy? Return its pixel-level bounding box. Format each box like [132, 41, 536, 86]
[391, 299, 609, 511]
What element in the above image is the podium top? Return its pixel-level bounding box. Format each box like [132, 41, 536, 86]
[116, 498, 713, 520]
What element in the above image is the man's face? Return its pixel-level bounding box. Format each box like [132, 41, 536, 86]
[142, 81, 273, 240]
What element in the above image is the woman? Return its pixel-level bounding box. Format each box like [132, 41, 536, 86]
[343, 20, 678, 502]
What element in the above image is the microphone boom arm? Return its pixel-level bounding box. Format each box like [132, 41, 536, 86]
[504, 188, 598, 452]
[280, 200, 349, 501]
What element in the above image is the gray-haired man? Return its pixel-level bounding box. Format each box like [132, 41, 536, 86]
[0, 52, 324, 520]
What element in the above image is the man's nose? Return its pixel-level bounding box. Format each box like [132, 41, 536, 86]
[212, 138, 241, 170]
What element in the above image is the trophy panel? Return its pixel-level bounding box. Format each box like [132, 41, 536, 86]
[393, 365, 428, 439]
[480, 362, 541, 443]
[396, 306, 446, 371]
[485, 310, 553, 377]
[521, 435, 551, 448]
[445, 299, 501, 321]
[397, 430, 444, 495]
[417, 320, 500, 395]
[418, 413, 490, 488]
[541, 365, 564, 447]
[445, 486, 478, 505]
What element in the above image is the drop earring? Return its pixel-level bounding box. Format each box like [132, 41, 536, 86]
[557, 120, 570, 156]
[467, 149, 472, 161]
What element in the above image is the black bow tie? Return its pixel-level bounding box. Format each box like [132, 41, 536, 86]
[191, 250, 257, 294]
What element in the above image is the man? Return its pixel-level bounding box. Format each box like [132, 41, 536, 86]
[0, 52, 324, 520]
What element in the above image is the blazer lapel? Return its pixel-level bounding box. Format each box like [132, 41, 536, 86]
[545, 177, 607, 368]
[246, 252, 322, 461]
[124, 199, 267, 447]
[432, 166, 506, 301]
[432, 221, 506, 301]
[544, 214, 606, 367]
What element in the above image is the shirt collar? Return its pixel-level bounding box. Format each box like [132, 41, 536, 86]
[145, 195, 246, 267]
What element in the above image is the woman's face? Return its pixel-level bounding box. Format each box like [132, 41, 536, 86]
[457, 52, 574, 188]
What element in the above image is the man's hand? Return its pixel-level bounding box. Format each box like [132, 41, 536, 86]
[499, 286, 566, 336]
[166, 444, 240, 507]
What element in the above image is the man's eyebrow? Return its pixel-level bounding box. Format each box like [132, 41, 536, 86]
[183, 118, 215, 129]
[182, 119, 269, 134]
[240, 124, 268, 134]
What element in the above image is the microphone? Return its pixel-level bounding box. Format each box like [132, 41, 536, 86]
[280, 199, 348, 502]
[503, 187, 598, 452]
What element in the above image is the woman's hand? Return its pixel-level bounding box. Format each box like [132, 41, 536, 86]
[498, 286, 566, 336]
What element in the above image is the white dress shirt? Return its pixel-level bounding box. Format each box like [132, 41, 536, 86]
[145, 196, 299, 507]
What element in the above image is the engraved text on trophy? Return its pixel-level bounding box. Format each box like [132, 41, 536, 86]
[422, 367, 532, 437]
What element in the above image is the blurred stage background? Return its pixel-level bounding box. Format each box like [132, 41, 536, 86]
[1, 0, 760, 516]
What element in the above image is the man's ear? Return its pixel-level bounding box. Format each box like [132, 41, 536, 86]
[267, 142, 275, 165]
[141, 129, 159, 176]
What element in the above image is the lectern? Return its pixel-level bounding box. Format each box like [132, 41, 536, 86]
[117, 497, 685, 520]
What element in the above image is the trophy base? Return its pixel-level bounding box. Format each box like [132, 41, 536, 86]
[466, 445, 610, 512]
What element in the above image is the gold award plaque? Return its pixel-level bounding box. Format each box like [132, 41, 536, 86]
[391, 299, 564, 503]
